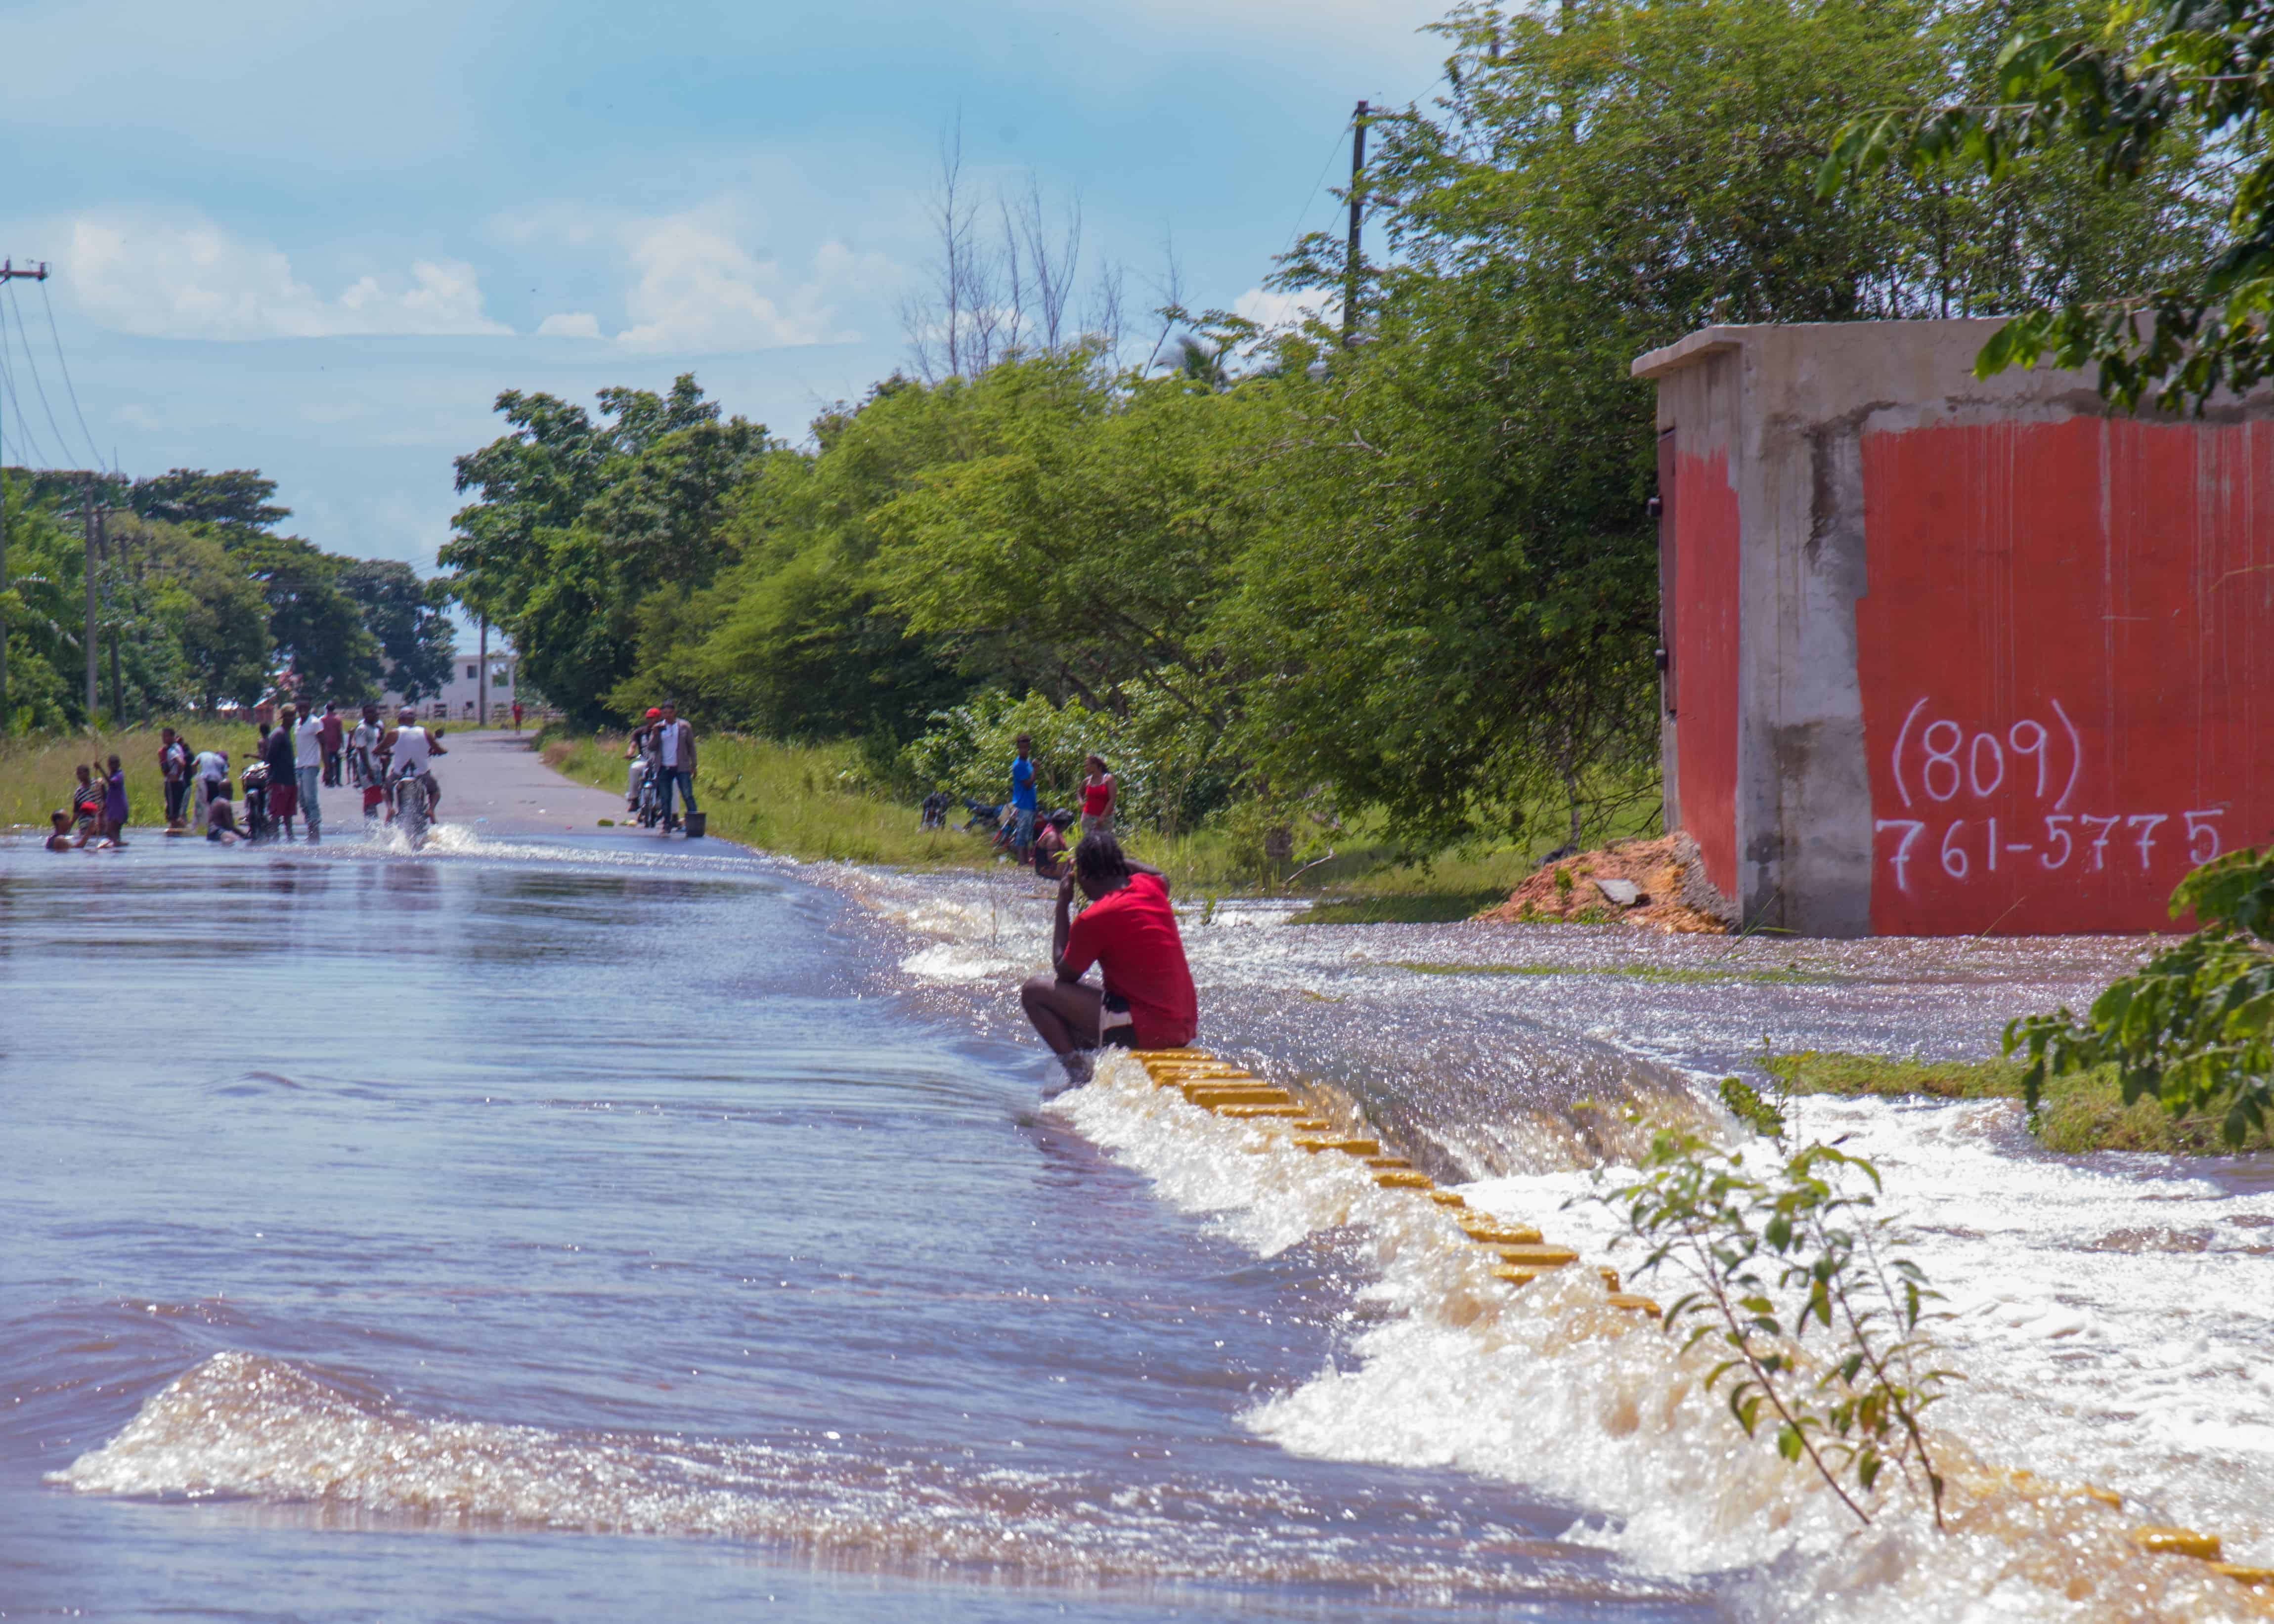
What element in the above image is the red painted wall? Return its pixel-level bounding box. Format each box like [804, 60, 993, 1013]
[1673, 450, 1742, 901]
[1856, 418, 2274, 934]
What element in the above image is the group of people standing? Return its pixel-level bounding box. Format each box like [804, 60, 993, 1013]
[1002, 736, 1117, 879]
[46, 705, 444, 851]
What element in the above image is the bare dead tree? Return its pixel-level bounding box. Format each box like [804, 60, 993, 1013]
[901, 117, 991, 381]
[1143, 232, 1188, 372]
[1013, 175, 1084, 352]
[903, 128, 1127, 378]
[1084, 260, 1127, 362]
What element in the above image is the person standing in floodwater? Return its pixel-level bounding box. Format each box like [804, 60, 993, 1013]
[159, 728, 193, 829]
[319, 703, 345, 787]
[102, 755, 129, 847]
[1020, 831, 1198, 1085]
[264, 708, 301, 840]
[294, 706, 325, 841]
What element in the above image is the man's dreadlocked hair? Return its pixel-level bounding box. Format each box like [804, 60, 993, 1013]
[1073, 830, 1132, 888]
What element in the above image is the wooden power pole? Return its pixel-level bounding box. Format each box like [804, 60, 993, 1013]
[478, 615, 488, 727]
[1343, 101, 1368, 348]
[0, 257, 52, 725]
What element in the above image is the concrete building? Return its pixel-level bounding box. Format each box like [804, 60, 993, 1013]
[1635, 319, 2274, 937]
[384, 646, 520, 723]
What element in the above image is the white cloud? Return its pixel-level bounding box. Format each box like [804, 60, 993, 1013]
[503, 196, 897, 353]
[1233, 284, 1336, 331]
[112, 402, 163, 430]
[66, 213, 510, 341]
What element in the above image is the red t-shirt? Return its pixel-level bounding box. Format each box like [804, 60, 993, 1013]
[1061, 873, 1197, 1049]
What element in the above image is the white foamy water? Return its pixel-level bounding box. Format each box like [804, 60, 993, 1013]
[1050, 1054, 2274, 1623]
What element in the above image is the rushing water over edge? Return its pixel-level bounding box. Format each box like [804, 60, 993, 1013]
[6, 830, 2272, 1621]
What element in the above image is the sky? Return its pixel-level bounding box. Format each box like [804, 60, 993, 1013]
[0, 0, 1452, 587]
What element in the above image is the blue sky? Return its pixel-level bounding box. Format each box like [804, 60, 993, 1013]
[0, 0, 1451, 582]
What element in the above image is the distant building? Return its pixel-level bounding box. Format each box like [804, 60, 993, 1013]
[382, 646, 520, 722]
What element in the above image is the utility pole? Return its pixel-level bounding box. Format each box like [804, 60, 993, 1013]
[101, 502, 124, 721]
[477, 615, 488, 727]
[81, 475, 100, 726]
[0, 258, 51, 727]
[1343, 101, 1368, 348]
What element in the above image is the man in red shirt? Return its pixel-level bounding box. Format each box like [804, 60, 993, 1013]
[1022, 832, 1197, 1084]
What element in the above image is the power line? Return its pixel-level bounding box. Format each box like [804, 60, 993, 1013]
[0, 304, 57, 469]
[38, 280, 107, 472]
[4, 283, 78, 470]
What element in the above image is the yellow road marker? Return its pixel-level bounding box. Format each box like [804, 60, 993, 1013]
[2131, 1528, 2222, 1560]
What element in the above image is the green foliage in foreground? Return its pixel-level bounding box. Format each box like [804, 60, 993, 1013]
[1599, 1133, 1951, 1529]
[1756, 1049, 2267, 1155]
[2006, 848, 2274, 1151]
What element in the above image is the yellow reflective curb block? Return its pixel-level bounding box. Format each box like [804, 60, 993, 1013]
[2211, 1564, 2274, 1587]
[2131, 1527, 2222, 1560]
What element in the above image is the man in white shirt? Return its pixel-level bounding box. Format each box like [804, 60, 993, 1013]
[653, 703, 697, 832]
[347, 705, 383, 816]
[293, 707, 326, 840]
[192, 747, 230, 832]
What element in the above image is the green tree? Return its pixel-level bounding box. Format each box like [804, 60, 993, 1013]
[0, 471, 85, 732]
[236, 534, 381, 704]
[1828, 0, 2252, 409]
[338, 558, 454, 702]
[118, 515, 272, 712]
[128, 469, 291, 540]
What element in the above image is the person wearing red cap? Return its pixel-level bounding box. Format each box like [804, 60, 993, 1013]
[626, 708, 662, 812]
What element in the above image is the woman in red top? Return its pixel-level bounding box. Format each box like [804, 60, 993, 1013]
[1022, 831, 1197, 1085]
[1080, 755, 1116, 836]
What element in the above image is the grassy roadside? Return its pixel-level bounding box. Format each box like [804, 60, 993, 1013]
[0, 720, 264, 830]
[1758, 1049, 2269, 1155]
[540, 728, 1603, 901]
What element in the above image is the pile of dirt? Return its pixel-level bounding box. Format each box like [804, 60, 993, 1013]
[1472, 835, 1732, 934]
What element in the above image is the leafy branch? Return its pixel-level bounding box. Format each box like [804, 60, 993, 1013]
[1598, 1132, 1953, 1529]
[2006, 846, 2274, 1147]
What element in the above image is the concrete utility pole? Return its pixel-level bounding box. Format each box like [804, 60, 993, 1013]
[1343, 101, 1368, 349]
[477, 615, 487, 727]
[81, 475, 99, 725]
[0, 258, 52, 725]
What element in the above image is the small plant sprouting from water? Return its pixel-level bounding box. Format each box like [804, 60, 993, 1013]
[1718, 1075, 1788, 1141]
[1598, 1131, 1952, 1530]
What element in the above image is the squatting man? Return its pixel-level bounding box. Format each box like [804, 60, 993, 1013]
[1020, 831, 1198, 1087]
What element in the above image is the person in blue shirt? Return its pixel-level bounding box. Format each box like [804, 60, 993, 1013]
[1008, 733, 1038, 862]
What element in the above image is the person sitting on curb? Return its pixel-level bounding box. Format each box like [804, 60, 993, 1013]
[1020, 831, 1198, 1087]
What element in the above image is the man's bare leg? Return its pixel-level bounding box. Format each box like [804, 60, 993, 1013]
[1020, 976, 1101, 1057]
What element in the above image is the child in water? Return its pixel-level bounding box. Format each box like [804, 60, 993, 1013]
[44, 811, 76, 851]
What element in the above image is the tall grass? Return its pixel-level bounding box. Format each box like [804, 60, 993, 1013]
[0, 719, 264, 829]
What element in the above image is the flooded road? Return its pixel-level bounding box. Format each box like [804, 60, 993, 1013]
[0, 831, 1697, 1622]
[6, 801, 2272, 1622]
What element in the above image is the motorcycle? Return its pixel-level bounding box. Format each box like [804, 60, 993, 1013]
[635, 762, 665, 829]
[393, 769, 433, 850]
